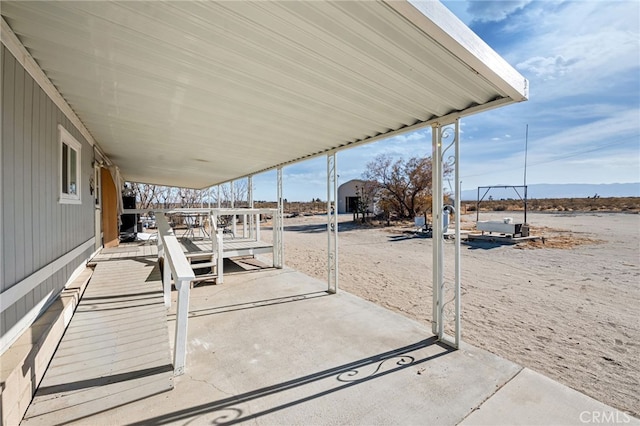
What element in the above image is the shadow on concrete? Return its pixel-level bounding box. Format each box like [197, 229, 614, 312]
[223, 257, 272, 274]
[283, 223, 329, 233]
[168, 291, 329, 320]
[129, 337, 452, 425]
[283, 221, 379, 234]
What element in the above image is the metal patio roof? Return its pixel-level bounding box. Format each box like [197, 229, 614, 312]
[2, 1, 528, 189]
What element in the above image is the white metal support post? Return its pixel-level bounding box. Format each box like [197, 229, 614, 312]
[248, 176, 254, 239]
[217, 185, 221, 209]
[216, 229, 224, 283]
[454, 119, 461, 347]
[274, 167, 284, 268]
[230, 180, 236, 236]
[432, 125, 443, 336]
[242, 213, 247, 238]
[256, 210, 261, 242]
[431, 120, 462, 348]
[327, 153, 338, 294]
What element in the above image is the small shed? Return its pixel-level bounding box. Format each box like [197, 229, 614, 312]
[337, 179, 376, 214]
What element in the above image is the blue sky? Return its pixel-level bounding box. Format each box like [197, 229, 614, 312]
[252, 0, 640, 202]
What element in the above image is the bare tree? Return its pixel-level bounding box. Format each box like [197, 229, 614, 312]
[125, 180, 250, 210]
[220, 179, 248, 207]
[126, 182, 209, 209]
[130, 183, 161, 209]
[354, 180, 378, 223]
[363, 154, 451, 219]
[177, 188, 205, 208]
[157, 186, 176, 209]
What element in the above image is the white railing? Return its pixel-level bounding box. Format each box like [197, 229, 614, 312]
[137, 207, 283, 376]
[122, 207, 278, 246]
[165, 207, 272, 238]
[165, 207, 282, 269]
[156, 214, 194, 376]
[209, 206, 273, 231]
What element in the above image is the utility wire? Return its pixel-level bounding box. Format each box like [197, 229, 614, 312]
[462, 135, 638, 179]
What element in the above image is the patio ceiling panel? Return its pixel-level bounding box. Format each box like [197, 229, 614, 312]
[1, 1, 527, 189]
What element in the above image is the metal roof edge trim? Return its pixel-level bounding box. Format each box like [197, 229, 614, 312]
[387, 1, 529, 102]
[154, 97, 513, 191]
[1, 17, 113, 166]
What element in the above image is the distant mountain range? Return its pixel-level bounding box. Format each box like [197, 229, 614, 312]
[459, 183, 640, 201]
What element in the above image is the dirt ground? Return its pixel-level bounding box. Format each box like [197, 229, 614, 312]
[264, 211, 640, 418]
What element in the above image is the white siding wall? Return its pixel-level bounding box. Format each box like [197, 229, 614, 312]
[1, 46, 95, 353]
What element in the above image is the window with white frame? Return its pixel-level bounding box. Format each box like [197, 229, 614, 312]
[59, 125, 82, 204]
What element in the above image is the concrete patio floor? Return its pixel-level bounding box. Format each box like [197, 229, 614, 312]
[20, 254, 638, 425]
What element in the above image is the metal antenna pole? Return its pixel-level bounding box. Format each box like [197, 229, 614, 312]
[524, 124, 529, 224]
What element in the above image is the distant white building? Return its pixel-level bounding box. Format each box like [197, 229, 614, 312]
[337, 179, 376, 214]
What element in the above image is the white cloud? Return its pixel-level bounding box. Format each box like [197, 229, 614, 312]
[510, 2, 639, 97]
[466, 0, 534, 22]
[531, 109, 639, 151]
[517, 55, 579, 79]
[460, 108, 640, 189]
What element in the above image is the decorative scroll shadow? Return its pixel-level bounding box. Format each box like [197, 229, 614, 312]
[210, 408, 243, 425]
[336, 356, 415, 383]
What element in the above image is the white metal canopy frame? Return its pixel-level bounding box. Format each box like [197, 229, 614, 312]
[1, 0, 527, 190]
[0, 0, 528, 366]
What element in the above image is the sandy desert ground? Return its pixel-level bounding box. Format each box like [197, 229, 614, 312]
[262, 211, 639, 417]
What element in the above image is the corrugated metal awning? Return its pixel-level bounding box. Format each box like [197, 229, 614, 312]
[1, 1, 527, 189]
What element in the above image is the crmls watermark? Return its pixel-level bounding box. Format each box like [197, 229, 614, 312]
[580, 411, 632, 424]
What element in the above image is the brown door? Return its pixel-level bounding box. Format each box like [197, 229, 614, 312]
[101, 168, 119, 248]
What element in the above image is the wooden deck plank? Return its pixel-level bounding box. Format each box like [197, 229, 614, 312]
[22, 259, 174, 425]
